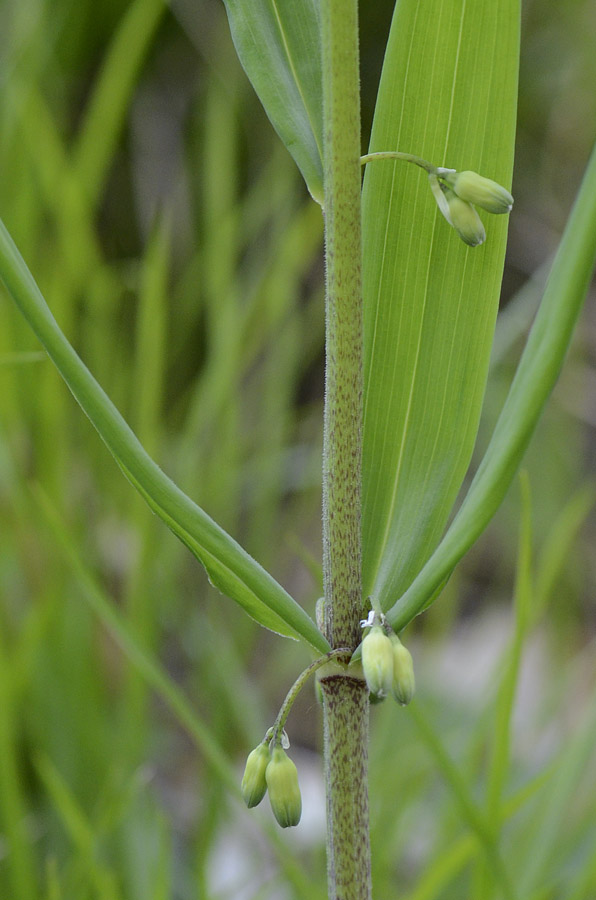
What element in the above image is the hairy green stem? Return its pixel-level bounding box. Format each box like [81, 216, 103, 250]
[320, 675, 371, 900]
[321, 0, 363, 651]
[320, 0, 370, 897]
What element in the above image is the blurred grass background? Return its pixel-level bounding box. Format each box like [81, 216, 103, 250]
[0, 0, 595, 898]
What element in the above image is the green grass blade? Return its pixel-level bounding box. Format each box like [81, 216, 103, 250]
[534, 482, 596, 618]
[132, 214, 169, 453]
[362, 0, 520, 612]
[487, 473, 533, 817]
[32, 487, 326, 900]
[403, 836, 474, 900]
[387, 140, 596, 631]
[32, 484, 253, 797]
[0, 351, 46, 366]
[0, 639, 37, 900]
[222, 0, 324, 204]
[43, 859, 63, 900]
[35, 752, 93, 851]
[408, 702, 519, 900]
[0, 220, 329, 654]
[474, 473, 533, 898]
[73, 0, 167, 206]
[517, 682, 596, 896]
[402, 768, 554, 900]
[34, 753, 119, 900]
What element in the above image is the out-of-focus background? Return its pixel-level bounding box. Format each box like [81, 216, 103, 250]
[0, 1, 595, 897]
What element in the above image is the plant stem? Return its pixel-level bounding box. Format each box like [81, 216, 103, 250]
[320, 674, 371, 900]
[270, 649, 351, 748]
[321, 0, 363, 652]
[320, 0, 370, 898]
[359, 150, 438, 175]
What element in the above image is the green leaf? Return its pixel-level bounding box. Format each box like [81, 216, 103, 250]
[361, 0, 520, 613]
[0, 219, 330, 655]
[32, 485, 245, 795]
[222, 0, 324, 205]
[73, 0, 167, 207]
[516, 676, 596, 896]
[407, 703, 519, 900]
[388, 140, 596, 630]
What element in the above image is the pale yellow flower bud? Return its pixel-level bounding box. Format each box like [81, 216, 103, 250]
[266, 747, 302, 828]
[445, 193, 486, 247]
[241, 742, 270, 808]
[447, 170, 513, 214]
[362, 625, 394, 698]
[428, 174, 486, 246]
[390, 634, 415, 706]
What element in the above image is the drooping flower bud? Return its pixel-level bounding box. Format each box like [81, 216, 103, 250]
[389, 634, 415, 706]
[266, 747, 302, 827]
[444, 193, 486, 247]
[428, 175, 486, 247]
[241, 742, 270, 808]
[444, 170, 513, 214]
[362, 625, 394, 698]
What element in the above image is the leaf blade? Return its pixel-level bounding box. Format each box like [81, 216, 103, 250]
[361, 0, 520, 612]
[222, 0, 324, 204]
[387, 140, 596, 630]
[73, 0, 167, 206]
[0, 218, 330, 654]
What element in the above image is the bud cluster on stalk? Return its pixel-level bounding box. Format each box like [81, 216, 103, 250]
[360, 612, 415, 706]
[241, 734, 302, 828]
[429, 167, 513, 247]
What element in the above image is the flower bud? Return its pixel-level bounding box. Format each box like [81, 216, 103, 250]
[390, 634, 415, 706]
[447, 170, 513, 214]
[241, 742, 270, 808]
[362, 625, 394, 698]
[445, 193, 486, 247]
[266, 747, 302, 827]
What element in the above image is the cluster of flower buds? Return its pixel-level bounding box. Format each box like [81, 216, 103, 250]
[360, 612, 415, 705]
[429, 168, 514, 247]
[241, 735, 302, 828]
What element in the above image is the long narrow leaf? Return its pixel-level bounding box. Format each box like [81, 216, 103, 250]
[222, 0, 324, 204]
[0, 220, 330, 654]
[408, 702, 518, 900]
[32, 485, 327, 900]
[73, 0, 167, 206]
[389, 141, 596, 630]
[362, 0, 520, 613]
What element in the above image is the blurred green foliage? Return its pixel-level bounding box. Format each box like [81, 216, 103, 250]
[0, 0, 595, 897]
